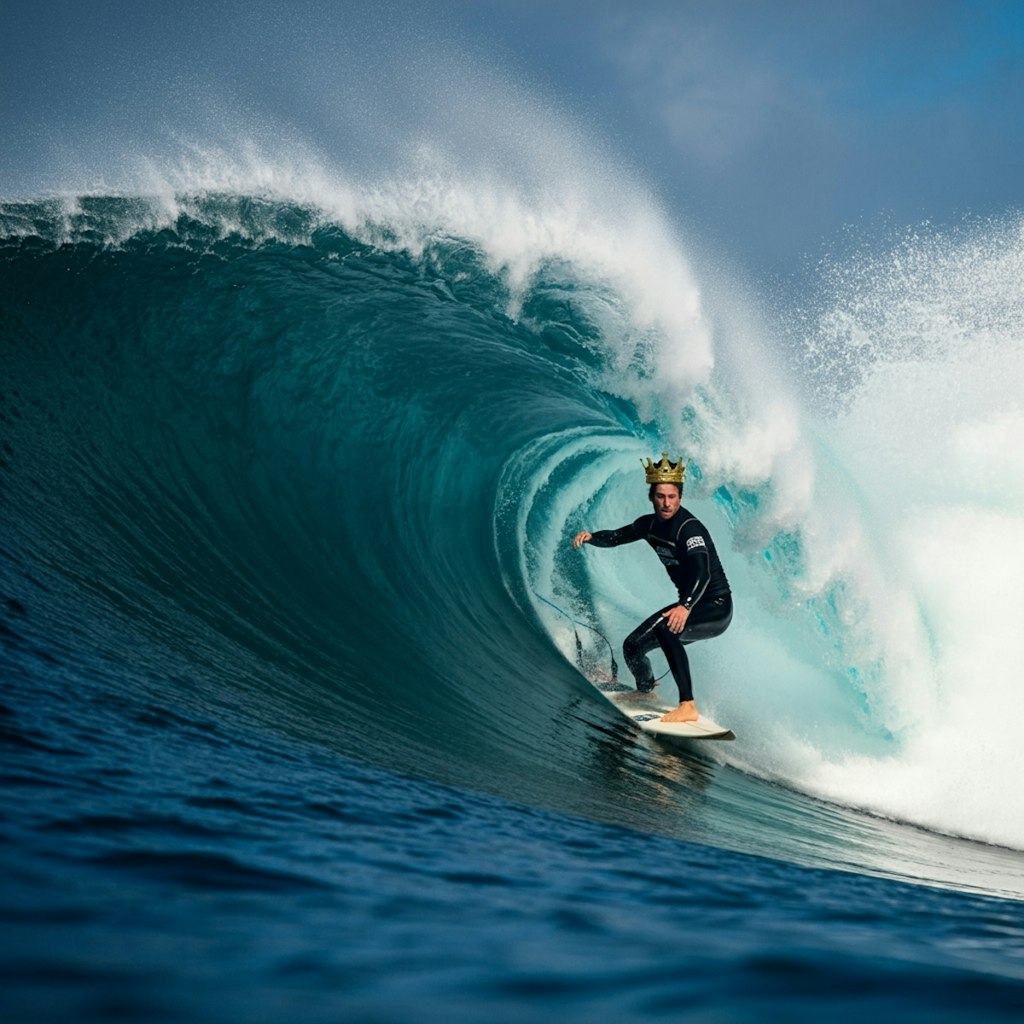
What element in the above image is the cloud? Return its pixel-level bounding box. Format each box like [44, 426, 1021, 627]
[600, 7, 838, 169]
[588, 0, 1024, 275]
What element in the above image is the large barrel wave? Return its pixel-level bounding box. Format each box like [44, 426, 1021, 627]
[3, 188, 1024, 898]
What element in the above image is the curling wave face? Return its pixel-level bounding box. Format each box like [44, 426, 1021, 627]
[2, 190, 1024, 896]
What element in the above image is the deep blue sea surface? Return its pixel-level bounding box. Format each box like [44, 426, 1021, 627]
[3, 195, 1024, 1022]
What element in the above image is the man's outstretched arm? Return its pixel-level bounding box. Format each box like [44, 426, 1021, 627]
[572, 523, 642, 549]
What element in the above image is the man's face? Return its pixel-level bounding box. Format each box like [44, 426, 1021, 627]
[651, 484, 681, 520]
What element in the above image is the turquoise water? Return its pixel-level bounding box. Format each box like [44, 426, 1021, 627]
[2, 195, 1024, 1021]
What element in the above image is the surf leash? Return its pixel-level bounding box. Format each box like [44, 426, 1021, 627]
[533, 591, 671, 685]
[532, 590, 619, 680]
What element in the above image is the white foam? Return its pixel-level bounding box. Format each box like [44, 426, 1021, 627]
[756, 220, 1024, 848]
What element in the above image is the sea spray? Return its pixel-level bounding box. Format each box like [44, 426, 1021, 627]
[786, 219, 1024, 845]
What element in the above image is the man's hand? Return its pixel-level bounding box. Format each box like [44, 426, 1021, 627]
[572, 531, 592, 549]
[662, 605, 690, 633]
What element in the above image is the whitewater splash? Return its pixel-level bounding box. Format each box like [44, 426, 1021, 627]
[782, 221, 1024, 844]
[4, 142, 1024, 855]
[498, 209, 1024, 850]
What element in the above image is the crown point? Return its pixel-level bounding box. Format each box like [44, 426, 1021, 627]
[643, 450, 687, 486]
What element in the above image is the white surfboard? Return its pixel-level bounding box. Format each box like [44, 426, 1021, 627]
[591, 679, 735, 741]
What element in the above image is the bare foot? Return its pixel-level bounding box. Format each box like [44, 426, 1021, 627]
[660, 700, 699, 723]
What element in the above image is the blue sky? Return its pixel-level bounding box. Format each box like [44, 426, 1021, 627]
[3, 0, 1023, 284]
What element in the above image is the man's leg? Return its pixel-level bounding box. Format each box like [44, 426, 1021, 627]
[657, 624, 698, 721]
[622, 609, 671, 693]
[660, 597, 733, 723]
[656, 622, 694, 702]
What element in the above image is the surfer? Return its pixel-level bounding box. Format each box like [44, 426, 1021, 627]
[572, 453, 732, 724]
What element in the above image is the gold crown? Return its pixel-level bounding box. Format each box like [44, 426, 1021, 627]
[642, 451, 687, 486]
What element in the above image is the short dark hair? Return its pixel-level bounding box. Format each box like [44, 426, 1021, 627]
[648, 482, 682, 500]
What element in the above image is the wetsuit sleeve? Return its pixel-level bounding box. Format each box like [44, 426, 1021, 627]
[676, 549, 711, 609]
[674, 523, 712, 609]
[586, 517, 645, 548]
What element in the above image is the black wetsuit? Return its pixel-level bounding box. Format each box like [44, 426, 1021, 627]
[587, 508, 732, 702]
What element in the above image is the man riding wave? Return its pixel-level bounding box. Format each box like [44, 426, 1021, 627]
[572, 453, 732, 724]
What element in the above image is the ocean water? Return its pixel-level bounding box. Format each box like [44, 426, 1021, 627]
[2, 184, 1024, 1021]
